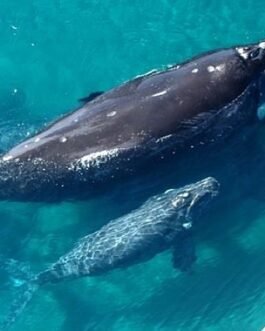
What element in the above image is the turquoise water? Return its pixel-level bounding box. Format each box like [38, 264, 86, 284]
[1, 0, 265, 330]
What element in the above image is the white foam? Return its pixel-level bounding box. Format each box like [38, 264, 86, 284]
[152, 90, 167, 97]
[135, 69, 158, 78]
[75, 148, 120, 169]
[3, 155, 13, 161]
[259, 42, 265, 49]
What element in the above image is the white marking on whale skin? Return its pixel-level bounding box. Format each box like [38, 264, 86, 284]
[191, 68, 199, 73]
[215, 64, 225, 72]
[155, 134, 173, 143]
[181, 192, 190, 198]
[60, 136, 67, 143]
[207, 64, 225, 74]
[24, 144, 29, 149]
[2, 155, 13, 161]
[165, 188, 174, 194]
[207, 65, 216, 73]
[182, 222, 192, 229]
[172, 198, 184, 207]
[152, 90, 167, 97]
[236, 47, 248, 60]
[74, 148, 120, 169]
[259, 42, 265, 49]
[34, 137, 41, 143]
[257, 104, 265, 120]
[107, 111, 117, 117]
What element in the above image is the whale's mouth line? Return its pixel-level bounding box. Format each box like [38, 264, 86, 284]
[186, 184, 219, 217]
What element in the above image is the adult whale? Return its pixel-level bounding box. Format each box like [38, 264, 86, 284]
[0, 177, 219, 330]
[1, 41, 265, 202]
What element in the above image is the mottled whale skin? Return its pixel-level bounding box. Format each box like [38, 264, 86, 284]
[0, 177, 219, 330]
[1, 41, 265, 201]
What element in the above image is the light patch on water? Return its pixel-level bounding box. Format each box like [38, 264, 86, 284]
[236, 209, 265, 253]
[152, 90, 167, 97]
[197, 243, 221, 265]
[257, 104, 265, 120]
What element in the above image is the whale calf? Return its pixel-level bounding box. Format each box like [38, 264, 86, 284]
[0, 177, 219, 330]
[1, 41, 265, 202]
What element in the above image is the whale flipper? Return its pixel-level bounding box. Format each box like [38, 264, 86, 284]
[171, 233, 196, 272]
[79, 91, 104, 104]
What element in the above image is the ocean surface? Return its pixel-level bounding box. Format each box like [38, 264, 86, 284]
[1, 1, 265, 330]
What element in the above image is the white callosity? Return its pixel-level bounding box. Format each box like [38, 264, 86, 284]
[151, 90, 167, 97]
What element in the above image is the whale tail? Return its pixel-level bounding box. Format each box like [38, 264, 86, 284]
[0, 281, 39, 330]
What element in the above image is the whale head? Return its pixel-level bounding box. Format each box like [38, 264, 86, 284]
[164, 177, 219, 226]
[235, 41, 265, 68]
[235, 41, 265, 120]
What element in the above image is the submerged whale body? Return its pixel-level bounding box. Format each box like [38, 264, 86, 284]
[1, 41, 265, 201]
[0, 177, 219, 330]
